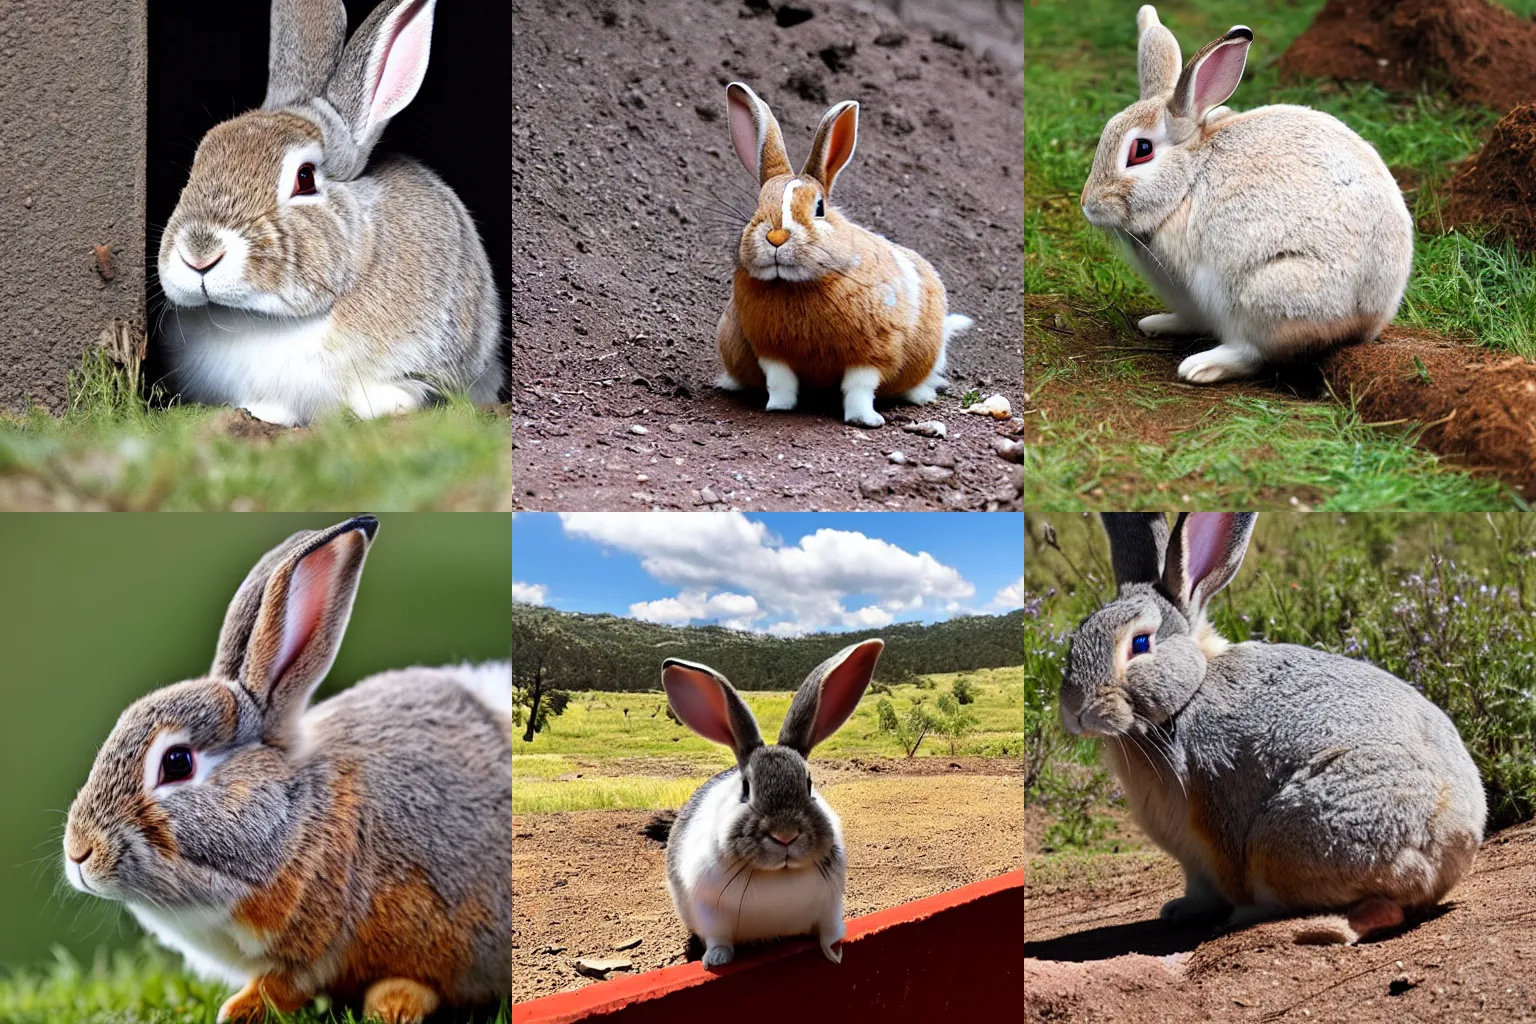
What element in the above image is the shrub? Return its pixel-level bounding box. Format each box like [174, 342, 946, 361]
[951, 677, 976, 705]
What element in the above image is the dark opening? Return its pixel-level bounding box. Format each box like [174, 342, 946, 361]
[145, 0, 511, 399]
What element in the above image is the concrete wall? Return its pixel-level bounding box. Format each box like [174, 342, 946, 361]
[0, 0, 146, 413]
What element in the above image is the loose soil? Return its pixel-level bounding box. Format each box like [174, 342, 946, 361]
[511, 0, 1023, 510]
[1279, 0, 1536, 112]
[1439, 103, 1536, 251]
[1025, 819, 1536, 1023]
[512, 757, 1022, 1002]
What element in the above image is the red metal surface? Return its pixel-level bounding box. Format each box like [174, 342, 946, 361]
[513, 869, 1024, 1024]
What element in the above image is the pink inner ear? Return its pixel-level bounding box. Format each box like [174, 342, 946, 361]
[274, 543, 338, 683]
[369, 1, 434, 128]
[663, 667, 736, 748]
[823, 106, 858, 184]
[810, 641, 880, 748]
[727, 93, 760, 178]
[1192, 39, 1248, 115]
[1183, 512, 1233, 597]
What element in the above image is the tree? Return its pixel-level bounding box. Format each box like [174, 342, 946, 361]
[511, 612, 587, 743]
[951, 677, 975, 705]
[935, 692, 979, 755]
[876, 697, 939, 759]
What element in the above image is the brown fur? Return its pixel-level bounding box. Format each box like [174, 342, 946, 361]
[333, 868, 489, 1002]
[363, 978, 441, 1024]
[1188, 787, 1250, 904]
[220, 973, 312, 1023]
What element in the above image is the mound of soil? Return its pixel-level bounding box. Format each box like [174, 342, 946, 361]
[511, 0, 1023, 510]
[1026, 821, 1536, 1023]
[1321, 328, 1536, 497]
[1279, 0, 1536, 112]
[1439, 104, 1536, 250]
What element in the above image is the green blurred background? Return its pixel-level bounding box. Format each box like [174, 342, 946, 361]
[0, 513, 510, 969]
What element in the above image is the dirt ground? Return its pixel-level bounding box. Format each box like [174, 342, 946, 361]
[1025, 819, 1536, 1023]
[511, 0, 1023, 510]
[1280, 0, 1536, 112]
[1441, 103, 1536, 251]
[512, 756, 1022, 1001]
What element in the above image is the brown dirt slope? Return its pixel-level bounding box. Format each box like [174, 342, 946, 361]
[1025, 820, 1536, 1023]
[511, 0, 1023, 510]
[1280, 0, 1536, 112]
[513, 762, 1021, 1002]
[1440, 103, 1536, 251]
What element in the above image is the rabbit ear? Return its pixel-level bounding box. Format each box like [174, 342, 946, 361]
[262, 0, 349, 110]
[778, 639, 882, 756]
[213, 516, 378, 746]
[726, 82, 793, 184]
[325, 0, 437, 160]
[801, 101, 859, 195]
[1100, 513, 1170, 588]
[1171, 26, 1251, 121]
[1136, 5, 1182, 100]
[662, 660, 763, 765]
[1163, 512, 1256, 618]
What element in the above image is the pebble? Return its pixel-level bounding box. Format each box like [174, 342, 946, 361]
[965, 394, 1012, 419]
[574, 957, 633, 979]
[699, 486, 721, 504]
[888, 451, 907, 464]
[615, 937, 643, 951]
[994, 438, 1023, 463]
[629, 424, 649, 435]
[902, 420, 946, 438]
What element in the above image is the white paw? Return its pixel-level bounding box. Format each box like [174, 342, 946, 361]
[715, 372, 744, 391]
[901, 383, 939, 405]
[1137, 313, 1194, 337]
[820, 940, 843, 964]
[764, 391, 798, 412]
[1177, 345, 1259, 384]
[702, 944, 734, 967]
[844, 409, 885, 428]
[239, 401, 302, 427]
[348, 382, 422, 420]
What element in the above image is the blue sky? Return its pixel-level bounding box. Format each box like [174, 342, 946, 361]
[512, 513, 1023, 637]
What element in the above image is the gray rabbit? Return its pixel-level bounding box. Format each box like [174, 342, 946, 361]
[1060, 512, 1485, 942]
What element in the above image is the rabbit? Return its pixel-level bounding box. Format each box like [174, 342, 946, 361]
[1061, 512, 1486, 945]
[714, 82, 973, 428]
[62, 515, 511, 1024]
[156, 0, 504, 427]
[660, 639, 884, 966]
[1080, 6, 1413, 384]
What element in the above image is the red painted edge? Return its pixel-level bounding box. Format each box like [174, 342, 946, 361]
[513, 869, 1024, 1024]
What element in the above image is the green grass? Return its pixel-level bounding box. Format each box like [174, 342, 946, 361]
[513, 777, 706, 814]
[0, 352, 509, 510]
[0, 945, 508, 1024]
[1026, 0, 1536, 509]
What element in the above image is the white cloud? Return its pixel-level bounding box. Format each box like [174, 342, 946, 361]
[512, 581, 548, 605]
[559, 512, 973, 634]
[991, 576, 1025, 610]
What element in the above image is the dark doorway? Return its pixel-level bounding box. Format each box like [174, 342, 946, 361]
[146, 0, 511, 398]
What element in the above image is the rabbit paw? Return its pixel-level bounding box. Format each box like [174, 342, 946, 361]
[1177, 343, 1262, 384]
[348, 382, 423, 420]
[1159, 894, 1229, 924]
[841, 367, 885, 427]
[820, 939, 844, 964]
[239, 401, 302, 427]
[702, 943, 735, 967]
[217, 976, 310, 1023]
[715, 372, 745, 391]
[1137, 313, 1200, 337]
[759, 358, 799, 411]
[363, 978, 441, 1024]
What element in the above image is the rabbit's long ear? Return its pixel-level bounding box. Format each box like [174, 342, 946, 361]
[779, 639, 882, 756]
[727, 83, 793, 184]
[1171, 26, 1251, 121]
[1100, 513, 1170, 588]
[213, 515, 378, 746]
[662, 660, 763, 765]
[326, 0, 437, 162]
[263, 0, 349, 110]
[801, 101, 859, 195]
[1163, 512, 1256, 619]
[1137, 5, 1183, 100]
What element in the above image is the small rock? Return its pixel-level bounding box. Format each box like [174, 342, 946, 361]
[699, 486, 721, 504]
[574, 957, 633, 979]
[668, 423, 688, 434]
[630, 491, 653, 503]
[888, 450, 907, 464]
[902, 420, 946, 438]
[917, 465, 954, 483]
[615, 936, 643, 951]
[994, 438, 1023, 463]
[636, 473, 649, 482]
[965, 394, 1012, 419]
[629, 424, 649, 435]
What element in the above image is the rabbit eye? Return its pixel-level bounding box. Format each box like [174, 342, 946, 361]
[159, 746, 195, 785]
[814, 197, 825, 218]
[1130, 633, 1152, 657]
[1127, 139, 1154, 167]
[740, 777, 750, 802]
[293, 163, 318, 198]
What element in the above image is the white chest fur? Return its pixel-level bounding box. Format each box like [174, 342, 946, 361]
[128, 902, 269, 988]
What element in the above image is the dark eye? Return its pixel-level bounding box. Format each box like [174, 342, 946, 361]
[293, 163, 318, 197]
[1127, 139, 1154, 167]
[1130, 633, 1152, 657]
[814, 197, 825, 218]
[740, 777, 750, 802]
[159, 746, 195, 785]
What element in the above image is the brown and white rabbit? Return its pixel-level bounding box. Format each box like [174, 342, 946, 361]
[715, 83, 973, 427]
[157, 0, 504, 426]
[63, 516, 511, 1023]
[1080, 7, 1413, 383]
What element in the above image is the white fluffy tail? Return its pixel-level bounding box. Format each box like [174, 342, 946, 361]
[455, 660, 512, 721]
[942, 314, 974, 345]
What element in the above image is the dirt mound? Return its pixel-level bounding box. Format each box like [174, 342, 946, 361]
[1279, 0, 1536, 112]
[511, 0, 1023, 510]
[1026, 821, 1536, 1023]
[1321, 328, 1536, 497]
[1440, 103, 1536, 249]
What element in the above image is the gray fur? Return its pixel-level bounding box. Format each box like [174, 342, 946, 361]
[1100, 513, 1170, 587]
[1062, 512, 1486, 929]
[264, 0, 347, 111]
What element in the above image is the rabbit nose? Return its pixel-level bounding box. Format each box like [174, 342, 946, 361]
[770, 830, 799, 847]
[67, 844, 93, 865]
[766, 228, 791, 247]
[183, 251, 225, 274]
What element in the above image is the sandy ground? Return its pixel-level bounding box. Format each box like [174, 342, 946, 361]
[1025, 819, 1536, 1023]
[511, 0, 1023, 510]
[512, 755, 1022, 1001]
